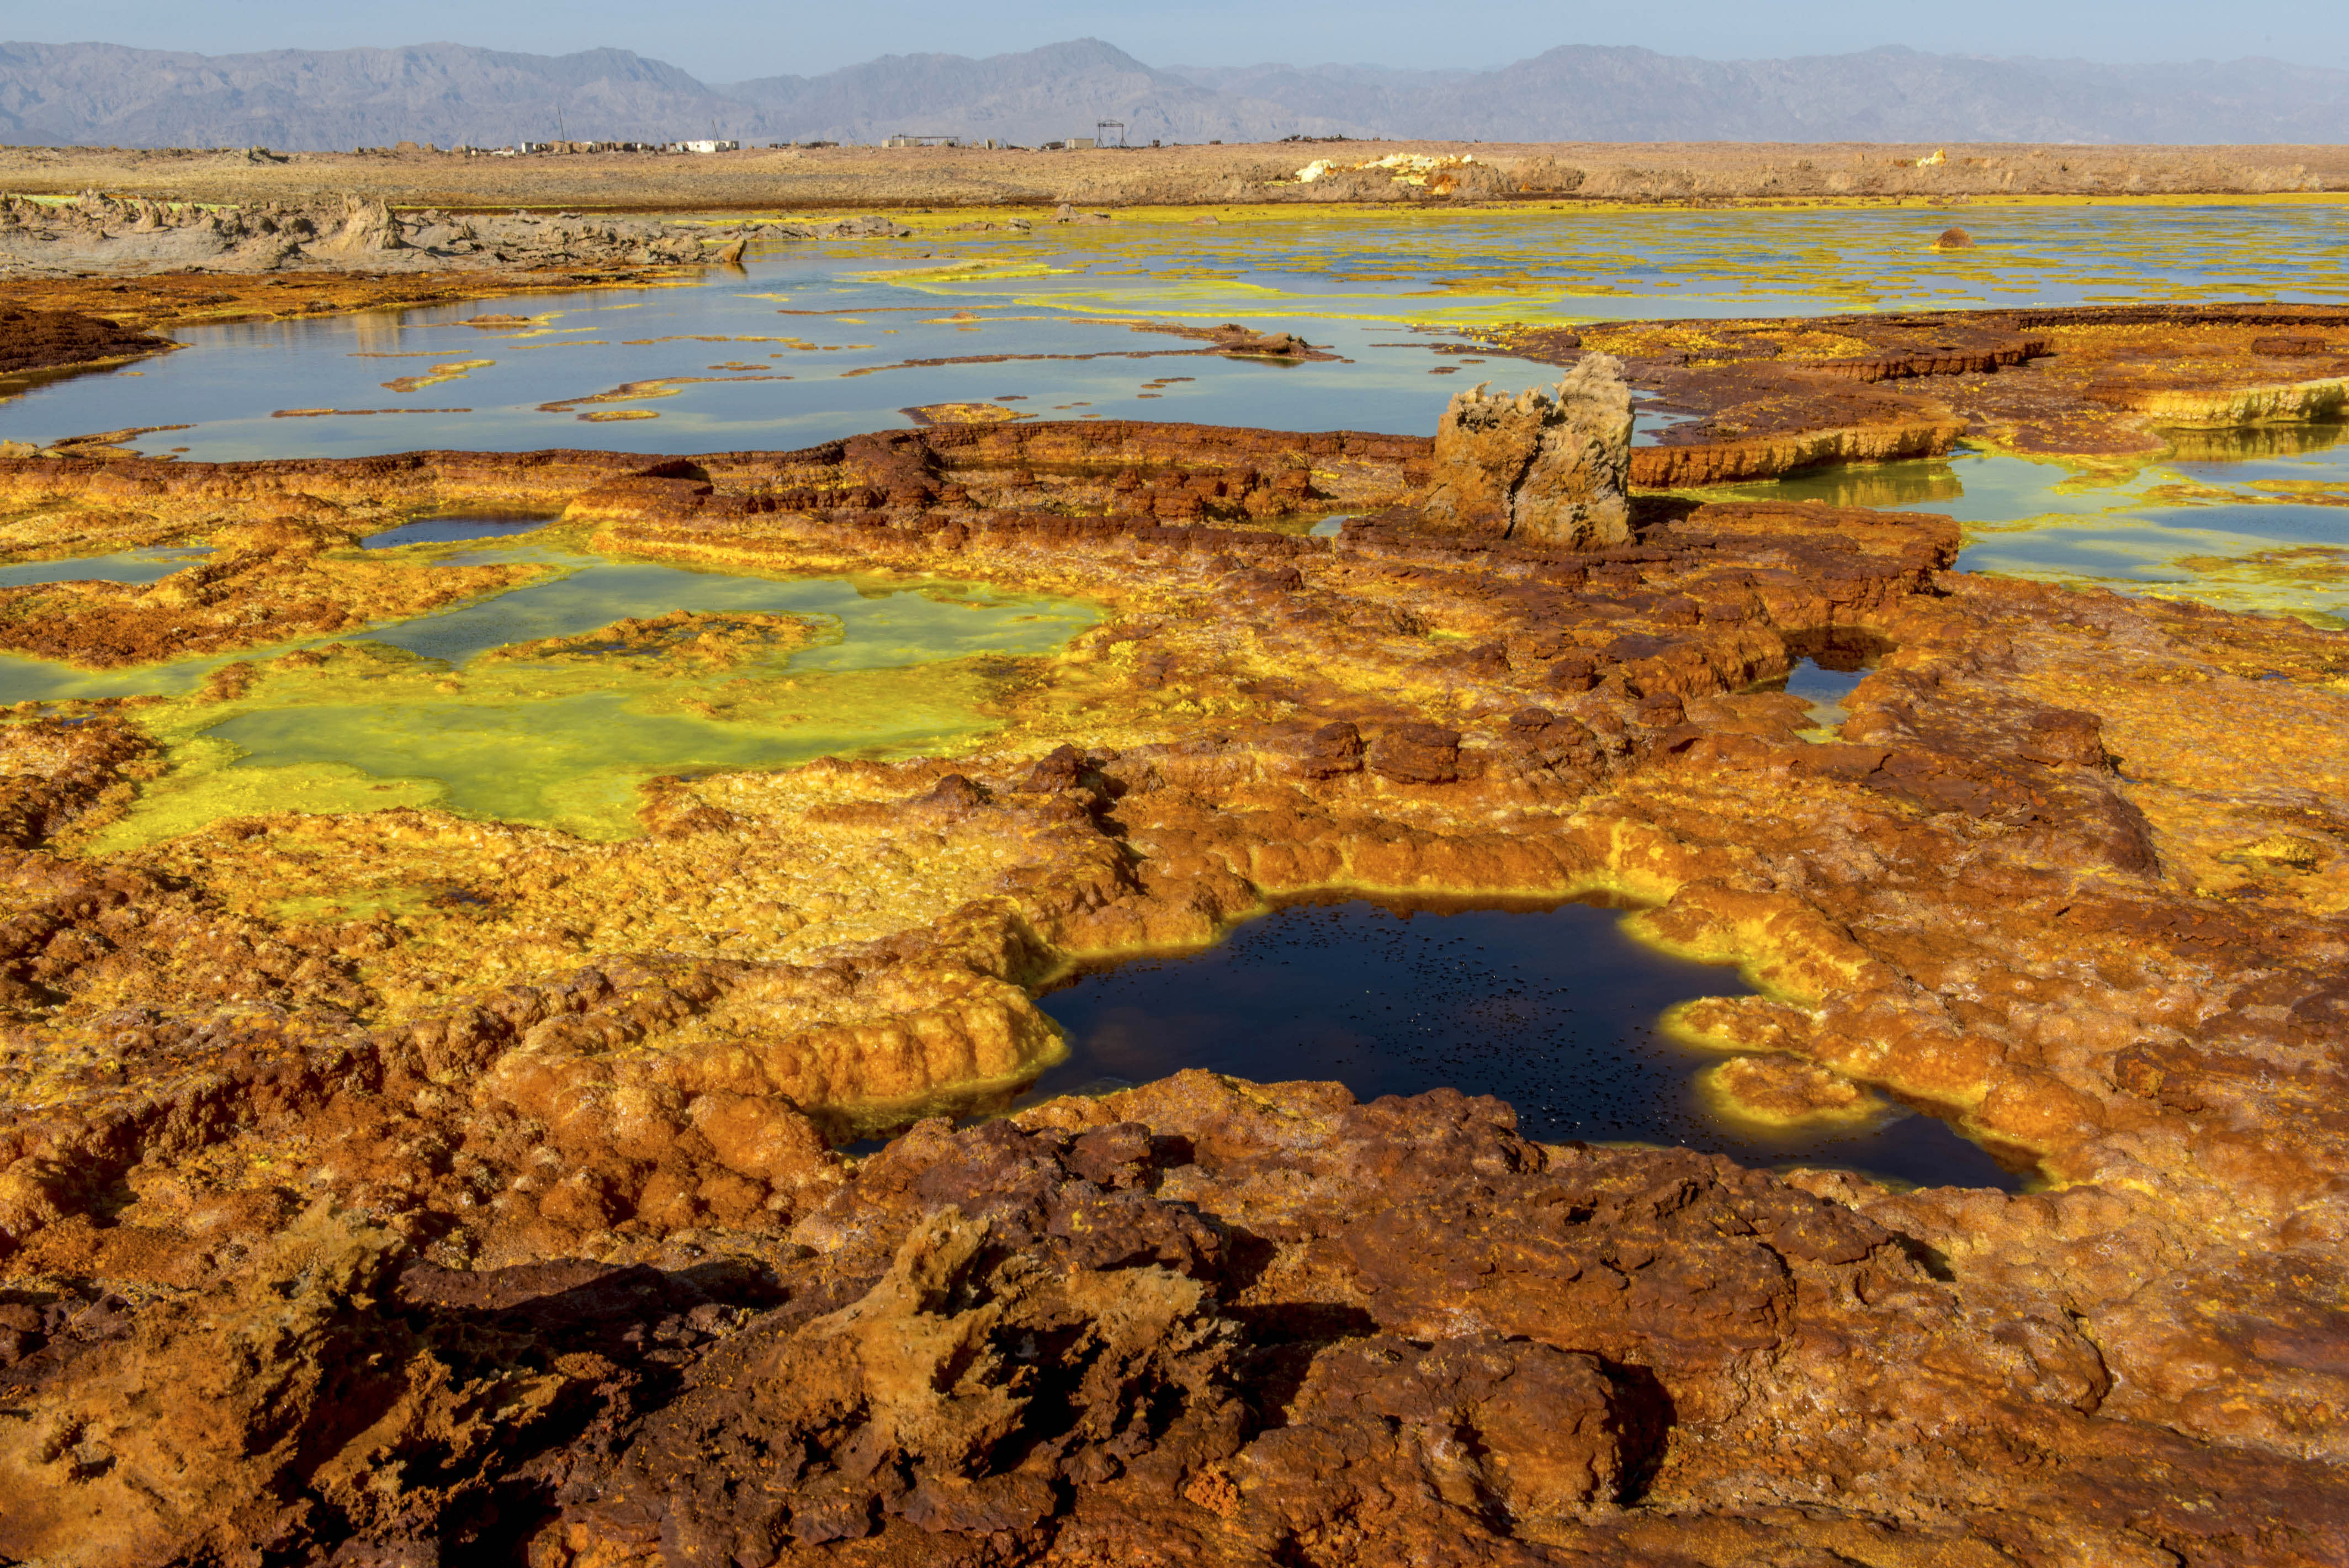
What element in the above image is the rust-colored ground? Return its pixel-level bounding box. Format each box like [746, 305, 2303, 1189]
[0, 398, 2345, 1560]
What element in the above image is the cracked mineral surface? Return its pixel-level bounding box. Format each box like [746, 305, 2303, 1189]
[0, 266, 2345, 1564]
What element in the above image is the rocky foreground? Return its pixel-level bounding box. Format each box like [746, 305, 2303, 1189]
[0, 345, 2343, 1560]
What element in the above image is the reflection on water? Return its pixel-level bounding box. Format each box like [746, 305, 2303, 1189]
[11, 199, 2347, 460]
[1013, 897, 2025, 1191]
[2161, 419, 2349, 469]
[1729, 462, 1966, 511]
[0, 546, 212, 587]
[1749, 655, 1872, 738]
[360, 515, 564, 550]
[1714, 444, 2349, 624]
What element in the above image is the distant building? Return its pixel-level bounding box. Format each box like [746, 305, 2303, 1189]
[675, 139, 740, 154]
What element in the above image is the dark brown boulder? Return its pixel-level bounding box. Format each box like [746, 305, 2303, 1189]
[1367, 723, 1463, 784]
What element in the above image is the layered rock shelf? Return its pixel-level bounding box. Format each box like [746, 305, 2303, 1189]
[1507, 302, 2349, 477]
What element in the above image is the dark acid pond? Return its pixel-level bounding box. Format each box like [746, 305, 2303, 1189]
[1024, 896, 2027, 1191]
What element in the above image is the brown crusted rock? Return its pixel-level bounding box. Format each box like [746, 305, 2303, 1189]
[1367, 723, 1462, 784]
[0, 306, 174, 379]
[1504, 706, 1603, 778]
[0, 1204, 603, 1565]
[569, 1204, 1247, 1562]
[2016, 707, 2112, 769]
[1420, 356, 1632, 547]
[1228, 1334, 1639, 1549]
[512, 1088, 2349, 1566]
[1279, 719, 1365, 779]
[1022, 741, 1093, 794]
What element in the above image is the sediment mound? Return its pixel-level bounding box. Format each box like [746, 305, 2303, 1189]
[0, 192, 899, 279]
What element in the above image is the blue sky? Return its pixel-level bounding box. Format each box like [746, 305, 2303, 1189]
[9, 0, 2343, 80]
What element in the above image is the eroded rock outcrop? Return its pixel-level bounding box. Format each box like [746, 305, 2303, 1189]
[0, 192, 851, 279]
[1420, 356, 1632, 545]
[7, 1080, 2343, 1565]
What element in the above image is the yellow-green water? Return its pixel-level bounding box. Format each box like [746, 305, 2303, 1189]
[19, 198, 2348, 463]
[6, 532, 1100, 846]
[1704, 430, 2349, 627]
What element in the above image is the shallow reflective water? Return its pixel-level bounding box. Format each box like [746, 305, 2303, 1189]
[1746, 655, 1874, 739]
[1716, 437, 2349, 625]
[0, 546, 212, 586]
[1024, 896, 2025, 1191]
[11, 199, 2345, 460]
[8, 201, 2342, 615]
[359, 516, 561, 550]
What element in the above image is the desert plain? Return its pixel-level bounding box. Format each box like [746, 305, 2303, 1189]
[0, 147, 2343, 1566]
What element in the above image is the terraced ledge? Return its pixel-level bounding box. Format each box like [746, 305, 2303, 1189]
[1505, 301, 2349, 473]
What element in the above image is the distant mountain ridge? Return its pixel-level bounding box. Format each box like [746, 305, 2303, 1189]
[1, 38, 2343, 150]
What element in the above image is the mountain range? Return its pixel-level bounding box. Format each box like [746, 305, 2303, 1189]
[1, 38, 2343, 150]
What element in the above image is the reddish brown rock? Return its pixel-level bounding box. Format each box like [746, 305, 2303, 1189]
[0, 306, 174, 386]
[1365, 722, 1464, 783]
[1420, 356, 1632, 545]
[12, 1081, 2342, 1565]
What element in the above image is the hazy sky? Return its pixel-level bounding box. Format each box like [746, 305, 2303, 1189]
[9, 0, 2344, 80]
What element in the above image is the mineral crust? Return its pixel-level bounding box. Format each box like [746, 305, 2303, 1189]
[0, 409, 2343, 1562]
[1500, 302, 2349, 480]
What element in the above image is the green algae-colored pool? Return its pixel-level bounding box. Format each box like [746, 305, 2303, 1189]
[1, 533, 1100, 846]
